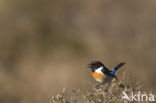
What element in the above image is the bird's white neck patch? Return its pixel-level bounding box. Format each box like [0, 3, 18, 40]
[95, 66, 103, 73]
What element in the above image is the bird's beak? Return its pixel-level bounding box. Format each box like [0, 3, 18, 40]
[87, 64, 92, 68]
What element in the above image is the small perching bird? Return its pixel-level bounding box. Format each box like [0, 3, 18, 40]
[88, 61, 125, 91]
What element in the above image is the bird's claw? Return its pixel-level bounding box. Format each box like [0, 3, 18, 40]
[95, 85, 100, 89]
[104, 88, 108, 92]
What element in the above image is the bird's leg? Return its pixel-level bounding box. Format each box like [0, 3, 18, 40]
[114, 76, 119, 82]
[104, 78, 113, 92]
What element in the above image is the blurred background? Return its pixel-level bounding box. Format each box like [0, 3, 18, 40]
[0, 0, 156, 103]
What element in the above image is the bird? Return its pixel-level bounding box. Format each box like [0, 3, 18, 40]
[88, 61, 125, 91]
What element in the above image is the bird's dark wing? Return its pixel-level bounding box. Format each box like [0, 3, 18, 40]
[101, 65, 111, 75]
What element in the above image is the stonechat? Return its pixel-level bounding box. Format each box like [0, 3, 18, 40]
[88, 61, 125, 91]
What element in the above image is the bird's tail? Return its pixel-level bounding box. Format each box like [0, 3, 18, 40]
[114, 62, 125, 71]
[111, 62, 125, 81]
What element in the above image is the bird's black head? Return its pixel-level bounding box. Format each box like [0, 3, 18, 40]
[88, 61, 104, 72]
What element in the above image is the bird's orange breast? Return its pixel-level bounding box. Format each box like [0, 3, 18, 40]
[92, 72, 104, 80]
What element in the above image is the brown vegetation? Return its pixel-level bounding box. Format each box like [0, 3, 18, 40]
[51, 72, 153, 103]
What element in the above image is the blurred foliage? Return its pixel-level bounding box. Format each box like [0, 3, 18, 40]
[0, 0, 156, 103]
